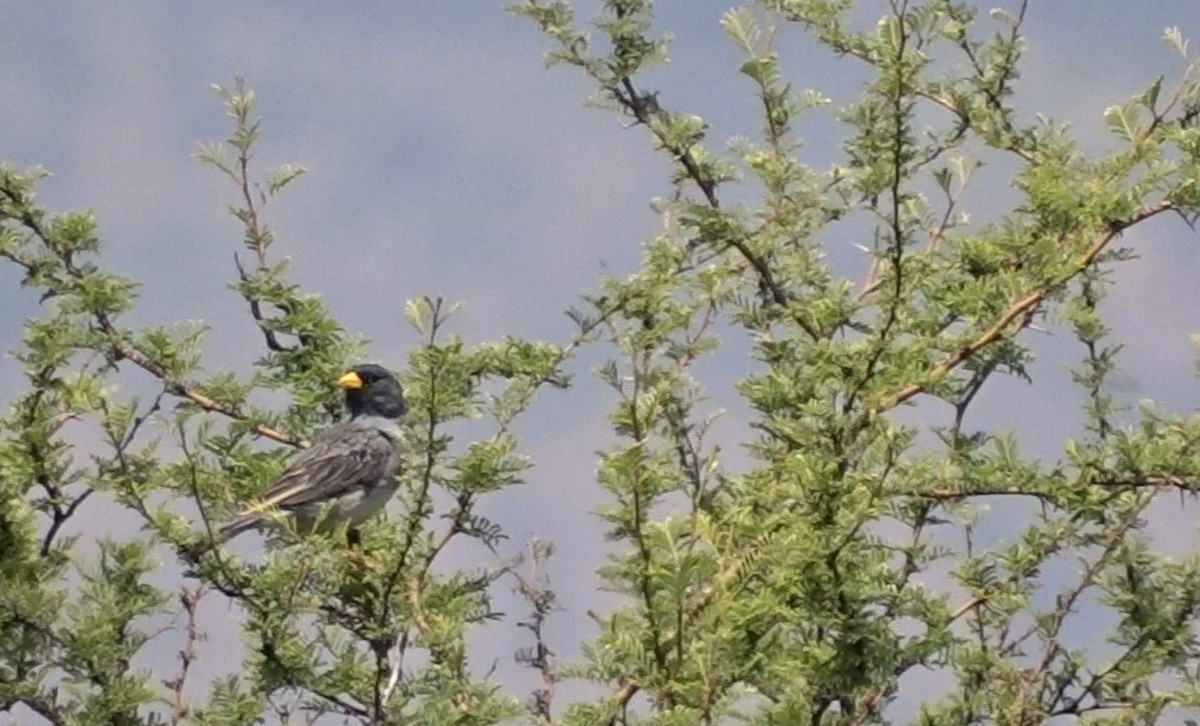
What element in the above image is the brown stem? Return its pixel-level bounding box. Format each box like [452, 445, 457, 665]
[163, 585, 207, 725]
[513, 538, 558, 722]
[914, 473, 1197, 501]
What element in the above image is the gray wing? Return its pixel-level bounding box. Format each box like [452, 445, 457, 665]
[247, 420, 395, 513]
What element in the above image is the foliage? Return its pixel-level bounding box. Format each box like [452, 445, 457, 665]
[4, 2, 1200, 724]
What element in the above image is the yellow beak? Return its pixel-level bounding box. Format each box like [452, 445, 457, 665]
[338, 371, 363, 389]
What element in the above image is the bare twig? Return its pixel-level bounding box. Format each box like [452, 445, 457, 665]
[512, 537, 558, 722]
[163, 585, 207, 725]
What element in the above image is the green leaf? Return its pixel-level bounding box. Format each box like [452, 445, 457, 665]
[1164, 25, 1189, 57]
[720, 7, 760, 53]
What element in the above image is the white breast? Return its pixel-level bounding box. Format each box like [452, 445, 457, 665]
[342, 476, 401, 525]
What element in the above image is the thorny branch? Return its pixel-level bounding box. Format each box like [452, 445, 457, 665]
[881, 200, 1175, 410]
[914, 473, 1199, 501]
[17, 371, 96, 558]
[1014, 495, 1154, 724]
[0, 182, 307, 449]
[608, 76, 821, 341]
[512, 538, 558, 722]
[225, 126, 320, 359]
[163, 585, 207, 725]
[233, 253, 290, 353]
[843, 0, 913, 418]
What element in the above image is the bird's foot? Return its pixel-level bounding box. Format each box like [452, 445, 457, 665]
[338, 526, 382, 572]
[340, 546, 383, 574]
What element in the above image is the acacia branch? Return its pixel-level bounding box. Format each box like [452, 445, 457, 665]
[882, 200, 1174, 410]
[513, 538, 558, 722]
[105, 336, 305, 447]
[226, 141, 318, 357]
[163, 585, 206, 725]
[624, 347, 671, 681]
[913, 473, 1197, 501]
[610, 76, 820, 341]
[15, 376, 96, 558]
[1015, 496, 1152, 723]
[607, 681, 639, 726]
[40, 487, 93, 557]
[0, 184, 307, 449]
[233, 253, 291, 353]
[846, 595, 1005, 726]
[844, 0, 912, 417]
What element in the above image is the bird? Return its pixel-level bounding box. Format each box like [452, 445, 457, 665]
[215, 363, 407, 544]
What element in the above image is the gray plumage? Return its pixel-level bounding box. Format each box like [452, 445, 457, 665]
[218, 364, 406, 541]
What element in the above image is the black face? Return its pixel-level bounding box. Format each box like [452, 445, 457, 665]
[344, 363, 406, 420]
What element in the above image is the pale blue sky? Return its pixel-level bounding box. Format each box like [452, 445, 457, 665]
[3, 2, 1200, 721]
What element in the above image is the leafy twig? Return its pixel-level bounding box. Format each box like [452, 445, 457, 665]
[881, 200, 1174, 410]
[0, 181, 306, 449]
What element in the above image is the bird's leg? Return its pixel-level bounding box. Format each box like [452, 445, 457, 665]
[341, 526, 383, 573]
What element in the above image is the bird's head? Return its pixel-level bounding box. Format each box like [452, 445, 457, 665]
[338, 364, 407, 420]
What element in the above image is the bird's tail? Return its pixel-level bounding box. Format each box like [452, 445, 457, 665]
[178, 514, 260, 567]
[217, 514, 262, 541]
